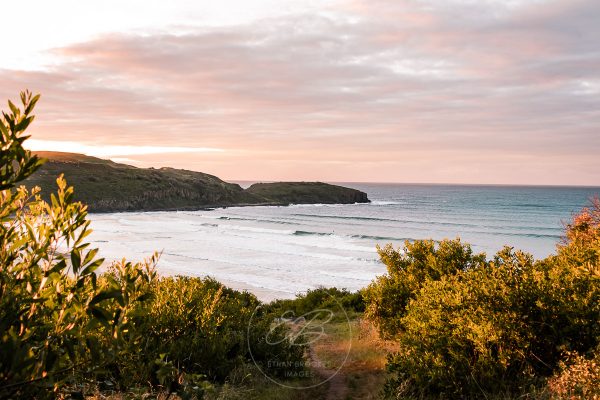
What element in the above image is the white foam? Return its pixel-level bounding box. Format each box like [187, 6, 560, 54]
[88, 210, 384, 300]
[371, 200, 403, 206]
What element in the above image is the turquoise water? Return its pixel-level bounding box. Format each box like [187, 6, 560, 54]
[89, 184, 599, 300]
[332, 183, 599, 258]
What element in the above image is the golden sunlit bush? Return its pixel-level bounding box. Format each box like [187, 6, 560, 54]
[363, 239, 487, 339]
[365, 205, 600, 398]
[547, 351, 600, 399]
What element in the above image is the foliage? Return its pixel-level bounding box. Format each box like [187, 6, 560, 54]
[0, 91, 44, 190]
[363, 238, 487, 339]
[109, 276, 304, 393]
[0, 92, 157, 398]
[0, 91, 310, 399]
[546, 350, 600, 399]
[268, 286, 365, 319]
[364, 206, 600, 398]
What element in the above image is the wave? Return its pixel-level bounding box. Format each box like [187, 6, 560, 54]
[193, 219, 560, 242]
[370, 200, 404, 206]
[220, 225, 296, 235]
[490, 231, 561, 239]
[219, 216, 296, 225]
[511, 203, 553, 208]
[288, 203, 347, 208]
[289, 212, 562, 233]
[293, 230, 333, 236]
[351, 234, 413, 241]
[292, 213, 390, 222]
[184, 219, 564, 244]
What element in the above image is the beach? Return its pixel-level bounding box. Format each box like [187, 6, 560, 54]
[88, 183, 599, 301]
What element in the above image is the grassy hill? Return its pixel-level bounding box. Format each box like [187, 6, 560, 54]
[25, 152, 369, 212]
[247, 181, 369, 204]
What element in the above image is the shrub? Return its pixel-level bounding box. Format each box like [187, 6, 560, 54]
[268, 286, 365, 319]
[547, 351, 600, 399]
[111, 276, 304, 391]
[385, 248, 540, 397]
[363, 238, 487, 339]
[0, 92, 156, 398]
[367, 207, 600, 398]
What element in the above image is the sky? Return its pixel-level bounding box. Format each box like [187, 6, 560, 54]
[0, 0, 598, 185]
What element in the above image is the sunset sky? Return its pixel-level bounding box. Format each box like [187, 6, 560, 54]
[1, 0, 598, 185]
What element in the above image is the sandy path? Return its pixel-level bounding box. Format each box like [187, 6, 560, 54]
[309, 347, 348, 400]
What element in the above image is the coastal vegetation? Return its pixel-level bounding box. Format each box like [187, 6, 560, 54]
[364, 207, 600, 399]
[1, 92, 598, 399]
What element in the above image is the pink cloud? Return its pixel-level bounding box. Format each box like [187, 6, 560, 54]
[1, 0, 598, 184]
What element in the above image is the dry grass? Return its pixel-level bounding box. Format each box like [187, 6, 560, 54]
[312, 317, 399, 399]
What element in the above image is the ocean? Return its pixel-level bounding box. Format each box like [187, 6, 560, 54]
[88, 183, 599, 301]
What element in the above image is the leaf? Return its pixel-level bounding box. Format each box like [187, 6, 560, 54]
[14, 116, 32, 132]
[71, 248, 81, 273]
[8, 99, 19, 115]
[25, 94, 40, 115]
[82, 248, 99, 266]
[90, 289, 122, 305]
[47, 259, 68, 275]
[80, 258, 104, 276]
[88, 306, 111, 325]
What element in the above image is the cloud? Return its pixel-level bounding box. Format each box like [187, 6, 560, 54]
[27, 139, 222, 157]
[0, 0, 598, 184]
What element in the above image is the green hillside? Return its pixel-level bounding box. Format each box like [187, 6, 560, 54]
[247, 181, 369, 204]
[24, 152, 369, 212]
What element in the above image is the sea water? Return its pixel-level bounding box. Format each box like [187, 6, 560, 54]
[88, 183, 599, 300]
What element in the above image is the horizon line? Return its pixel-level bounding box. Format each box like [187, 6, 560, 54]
[232, 180, 600, 189]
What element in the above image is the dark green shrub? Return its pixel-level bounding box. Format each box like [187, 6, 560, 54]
[267, 286, 365, 319]
[112, 276, 304, 390]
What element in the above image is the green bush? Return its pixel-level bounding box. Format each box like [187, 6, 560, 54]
[0, 92, 156, 398]
[363, 238, 487, 339]
[268, 286, 365, 319]
[110, 276, 304, 391]
[365, 206, 600, 398]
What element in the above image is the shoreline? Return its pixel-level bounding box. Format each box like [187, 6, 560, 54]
[85, 200, 371, 215]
